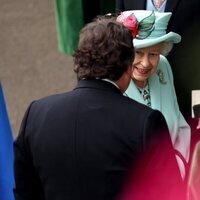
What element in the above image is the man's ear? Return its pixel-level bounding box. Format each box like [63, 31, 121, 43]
[126, 65, 133, 78]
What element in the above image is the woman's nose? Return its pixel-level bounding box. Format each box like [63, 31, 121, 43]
[140, 55, 150, 68]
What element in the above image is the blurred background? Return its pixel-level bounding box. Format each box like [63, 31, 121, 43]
[0, 0, 76, 138]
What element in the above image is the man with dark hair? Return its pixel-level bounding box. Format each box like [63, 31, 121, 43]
[14, 17, 183, 200]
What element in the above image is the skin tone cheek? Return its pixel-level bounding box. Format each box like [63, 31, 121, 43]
[131, 44, 163, 88]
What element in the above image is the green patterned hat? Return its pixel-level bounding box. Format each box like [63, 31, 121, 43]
[117, 10, 181, 48]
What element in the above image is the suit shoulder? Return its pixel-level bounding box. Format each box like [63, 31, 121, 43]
[25, 91, 74, 118]
[159, 55, 170, 68]
[33, 91, 71, 106]
[123, 95, 163, 119]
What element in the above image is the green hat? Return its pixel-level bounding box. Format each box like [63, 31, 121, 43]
[117, 10, 181, 48]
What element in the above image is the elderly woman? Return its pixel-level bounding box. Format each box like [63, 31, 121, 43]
[117, 10, 191, 179]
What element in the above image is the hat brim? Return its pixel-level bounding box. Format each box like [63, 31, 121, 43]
[133, 32, 181, 48]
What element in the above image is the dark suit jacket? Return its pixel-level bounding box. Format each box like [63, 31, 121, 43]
[14, 80, 184, 200]
[116, 0, 200, 123]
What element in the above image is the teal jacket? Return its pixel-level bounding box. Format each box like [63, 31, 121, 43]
[125, 55, 191, 164]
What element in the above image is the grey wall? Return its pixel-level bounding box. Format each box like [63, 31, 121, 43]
[0, 0, 76, 137]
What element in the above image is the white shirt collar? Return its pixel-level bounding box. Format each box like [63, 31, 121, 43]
[102, 78, 120, 89]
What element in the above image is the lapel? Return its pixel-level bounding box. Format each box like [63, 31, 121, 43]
[125, 80, 145, 105]
[125, 74, 161, 110]
[148, 70, 161, 111]
[165, 0, 180, 12]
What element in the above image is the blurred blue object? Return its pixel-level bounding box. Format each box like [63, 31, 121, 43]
[0, 83, 14, 200]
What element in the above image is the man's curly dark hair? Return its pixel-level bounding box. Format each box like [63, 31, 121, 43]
[73, 16, 135, 81]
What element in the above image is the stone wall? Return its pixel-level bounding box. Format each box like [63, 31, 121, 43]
[0, 0, 76, 137]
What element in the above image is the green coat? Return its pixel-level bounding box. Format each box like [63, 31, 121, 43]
[54, 0, 115, 55]
[125, 55, 191, 177]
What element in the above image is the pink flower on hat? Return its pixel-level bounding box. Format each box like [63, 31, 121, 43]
[116, 13, 138, 37]
[116, 14, 126, 23]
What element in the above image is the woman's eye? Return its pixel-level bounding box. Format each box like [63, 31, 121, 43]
[136, 51, 143, 56]
[150, 52, 159, 56]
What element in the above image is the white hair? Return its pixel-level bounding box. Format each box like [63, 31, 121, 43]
[160, 42, 174, 56]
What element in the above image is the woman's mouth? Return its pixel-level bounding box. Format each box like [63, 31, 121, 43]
[135, 67, 151, 75]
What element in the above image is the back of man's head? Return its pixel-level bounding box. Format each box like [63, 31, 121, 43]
[73, 16, 134, 81]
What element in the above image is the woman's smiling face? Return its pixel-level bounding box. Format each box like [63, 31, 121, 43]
[132, 43, 164, 88]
